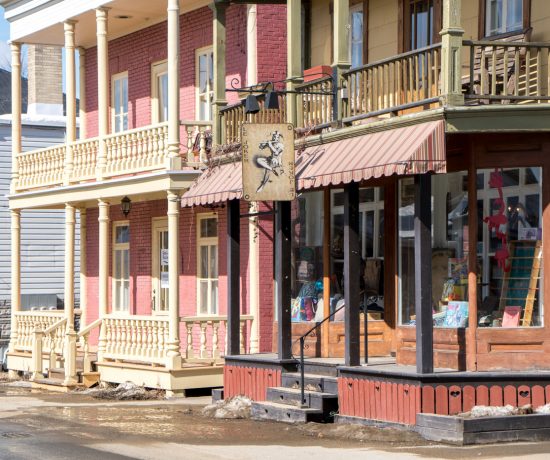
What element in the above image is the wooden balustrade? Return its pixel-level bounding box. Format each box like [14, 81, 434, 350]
[101, 315, 170, 366]
[181, 120, 212, 163]
[220, 96, 286, 145]
[13, 311, 65, 352]
[16, 145, 66, 190]
[463, 40, 550, 103]
[296, 76, 334, 129]
[181, 315, 253, 360]
[78, 318, 102, 373]
[104, 123, 168, 176]
[71, 138, 99, 181]
[343, 43, 442, 123]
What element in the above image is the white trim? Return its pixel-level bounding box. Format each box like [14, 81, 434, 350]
[196, 212, 219, 315]
[111, 71, 128, 134]
[152, 217, 169, 315]
[111, 220, 130, 313]
[195, 46, 214, 122]
[151, 60, 169, 124]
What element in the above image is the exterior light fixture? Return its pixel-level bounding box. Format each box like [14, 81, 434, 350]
[244, 94, 260, 114]
[121, 196, 132, 217]
[265, 91, 280, 110]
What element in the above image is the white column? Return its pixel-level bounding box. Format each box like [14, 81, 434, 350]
[248, 203, 260, 353]
[286, 0, 301, 125]
[96, 8, 109, 180]
[79, 208, 87, 328]
[212, 1, 227, 145]
[64, 204, 76, 332]
[166, 191, 181, 369]
[64, 22, 77, 185]
[167, 0, 181, 169]
[78, 47, 87, 140]
[97, 200, 109, 360]
[246, 4, 258, 86]
[10, 43, 21, 193]
[8, 210, 21, 355]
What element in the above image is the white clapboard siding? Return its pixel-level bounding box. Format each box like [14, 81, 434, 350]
[0, 122, 80, 304]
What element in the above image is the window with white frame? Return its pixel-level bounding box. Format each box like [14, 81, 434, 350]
[152, 61, 168, 123]
[196, 47, 214, 121]
[486, 0, 523, 36]
[349, 4, 364, 69]
[112, 222, 130, 312]
[112, 72, 128, 133]
[197, 214, 218, 314]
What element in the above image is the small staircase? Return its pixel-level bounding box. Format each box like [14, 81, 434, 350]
[251, 362, 339, 423]
[32, 352, 100, 392]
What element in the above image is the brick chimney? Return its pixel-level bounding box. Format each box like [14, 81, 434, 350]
[26, 45, 63, 117]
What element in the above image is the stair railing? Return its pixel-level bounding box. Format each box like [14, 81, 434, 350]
[77, 319, 103, 373]
[31, 317, 67, 381]
[291, 303, 345, 408]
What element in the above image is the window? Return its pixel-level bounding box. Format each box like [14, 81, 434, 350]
[349, 4, 364, 68]
[196, 47, 213, 121]
[151, 61, 168, 123]
[402, 0, 441, 52]
[112, 222, 130, 312]
[152, 219, 169, 313]
[485, 0, 524, 36]
[197, 214, 218, 315]
[112, 72, 128, 133]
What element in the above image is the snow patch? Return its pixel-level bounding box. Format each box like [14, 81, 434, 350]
[202, 395, 252, 419]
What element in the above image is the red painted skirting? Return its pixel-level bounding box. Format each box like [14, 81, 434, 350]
[224, 365, 282, 401]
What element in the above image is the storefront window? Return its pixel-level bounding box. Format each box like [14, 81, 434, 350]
[291, 192, 324, 322]
[477, 167, 543, 328]
[330, 187, 385, 322]
[399, 172, 469, 327]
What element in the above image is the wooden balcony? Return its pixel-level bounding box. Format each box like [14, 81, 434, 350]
[13, 121, 211, 194]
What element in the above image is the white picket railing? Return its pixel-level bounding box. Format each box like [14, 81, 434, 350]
[13, 311, 65, 353]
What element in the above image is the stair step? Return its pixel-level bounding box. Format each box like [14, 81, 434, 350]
[282, 373, 338, 395]
[266, 386, 338, 412]
[301, 362, 339, 377]
[81, 372, 101, 388]
[31, 378, 83, 393]
[251, 401, 326, 424]
[48, 368, 65, 380]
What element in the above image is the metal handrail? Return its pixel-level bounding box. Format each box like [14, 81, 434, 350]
[291, 303, 345, 408]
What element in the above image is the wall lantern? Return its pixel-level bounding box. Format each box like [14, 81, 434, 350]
[244, 94, 260, 114]
[264, 91, 280, 110]
[121, 196, 132, 217]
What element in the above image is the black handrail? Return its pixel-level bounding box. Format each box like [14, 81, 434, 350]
[291, 303, 345, 408]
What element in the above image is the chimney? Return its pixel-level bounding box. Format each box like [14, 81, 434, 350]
[26, 45, 63, 117]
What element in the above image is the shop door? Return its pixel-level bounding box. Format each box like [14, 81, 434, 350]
[152, 219, 169, 313]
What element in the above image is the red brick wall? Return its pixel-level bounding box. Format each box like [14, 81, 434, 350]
[85, 199, 274, 353]
[256, 4, 288, 85]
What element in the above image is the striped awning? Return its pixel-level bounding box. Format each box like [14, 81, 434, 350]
[181, 120, 446, 207]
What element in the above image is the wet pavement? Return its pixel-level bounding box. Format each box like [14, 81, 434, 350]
[1, 378, 550, 459]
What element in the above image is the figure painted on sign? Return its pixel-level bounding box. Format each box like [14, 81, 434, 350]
[255, 130, 285, 193]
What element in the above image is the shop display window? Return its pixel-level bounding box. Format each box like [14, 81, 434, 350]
[399, 172, 469, 327]
[477, 167, 543, 328]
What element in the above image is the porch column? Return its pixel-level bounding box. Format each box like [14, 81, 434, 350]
[80, 208, 88, 328]
[332, 0, 350, 120]
[227, 199, 240, 356]
[275, 201, 292, 360]
[64, 21, 77, 184]
[97, 200, 109, 359]
[440, 0, 464, 106]
[246, 5, 258, 86]
[79, 48, 87, 140]
[10, 43, 21, 193]
[96, 8, 109, 180]
[212, 1, 227, 145]
[414, 174, 434, 374]
[286, 0, 301, 126]
[9, 210, 21, 354]
[166, 0, 181, 169]
[344, 182, 360, 367]
[63, 203, 77, 384]
[167, 191, 181, 368]
[248, 202, 260, 353]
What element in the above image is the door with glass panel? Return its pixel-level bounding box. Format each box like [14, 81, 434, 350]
[152, 219, 169, 313]
[197, 215, 218, 315]
[112, 222, 130, 312]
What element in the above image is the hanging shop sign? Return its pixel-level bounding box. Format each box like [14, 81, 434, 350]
[242, 123, 295, 201]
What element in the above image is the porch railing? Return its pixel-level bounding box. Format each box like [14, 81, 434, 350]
[17, 145, 66, 191]
[101, 315, 170, 366]
[181, 314, 254, 360]
[220, 96, 286, 145]
[342, 43, 442, 123]
[182, 120, 212, 163]
[296, 76, 334, 130]
[12, 310, 65, 353]
[462, 40, 550, 103]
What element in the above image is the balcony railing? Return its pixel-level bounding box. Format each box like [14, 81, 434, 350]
[14, 121, 211, 192]
[462, 40, 550, 103]
[343, 43, 442, 123]
[296, 76, 334, 130]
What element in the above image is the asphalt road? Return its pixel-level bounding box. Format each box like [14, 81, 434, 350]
[1, 380, 550, 460]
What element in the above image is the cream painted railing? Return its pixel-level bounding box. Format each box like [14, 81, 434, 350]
[78, 318, 102, 373]
[17, 145, 66, 190]
[181, 120, 212, 163]
[13, 311, 65, 352]
[181, 315, 253, 360]
[71, 137, 99, 181]
[104, 123, 168, 176]
[101, 315, 170, 366]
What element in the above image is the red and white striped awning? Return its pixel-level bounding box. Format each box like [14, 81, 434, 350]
[181, 120, 446, 207]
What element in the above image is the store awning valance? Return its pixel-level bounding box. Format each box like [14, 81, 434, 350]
[181, 120, 445, 207]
